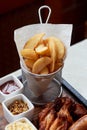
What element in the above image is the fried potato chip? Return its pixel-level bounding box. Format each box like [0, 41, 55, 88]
[47, 38, 57, 73]
[21, 49, 38, 60]
[24, 33, 45, 49]
[32, 57, 52, 74]
[40, 67, 49, 74]
[24, 59, 35, 69]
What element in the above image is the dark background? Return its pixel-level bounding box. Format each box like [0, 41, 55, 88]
[0, 0, 87, 77]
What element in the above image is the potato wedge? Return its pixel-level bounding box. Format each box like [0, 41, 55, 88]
[21, 33, 66, 74]
[35, 43, 49, 55]
[24, 59, 35, 69]
[56, 40, 66, 60]
[49, 37, 66, 60]
[32, 57, 52, 74]
[54, 61, 63, 71]
[40, 67, 49, 74]
[47, 38, 57, 72]
[24, 33, 45, 49]
[21, 49, 38, 60]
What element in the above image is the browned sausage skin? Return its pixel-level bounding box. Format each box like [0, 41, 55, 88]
[68, 115, 87, 130]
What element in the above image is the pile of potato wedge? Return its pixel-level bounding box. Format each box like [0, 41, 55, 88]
[21, 33, 66, 74]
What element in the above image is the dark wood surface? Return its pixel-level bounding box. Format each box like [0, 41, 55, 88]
[0, 0, 44, 78]
[45, 0, 87, 44]
[0, 85, 85, 130]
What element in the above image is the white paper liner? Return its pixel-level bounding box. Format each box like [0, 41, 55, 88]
[14, 23, 72, 59]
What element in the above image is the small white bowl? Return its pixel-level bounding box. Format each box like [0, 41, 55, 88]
[2, 94, 34, 123]
[5, 117, 37, 130]
[0, 74, 23, 103]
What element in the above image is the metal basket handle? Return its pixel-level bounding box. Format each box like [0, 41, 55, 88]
[38, 5, 51, 24]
